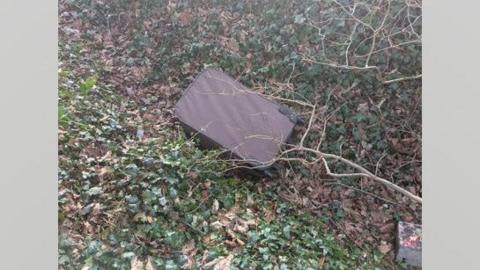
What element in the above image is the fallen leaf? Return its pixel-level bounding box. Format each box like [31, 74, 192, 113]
[181, 240, 197, 268]
[212, 199, 219, 213]
[235, 238, 245, 246]
[219, 36, 239, 53]
[145, 257, 156, 270]
[224, 239, 237, 248]
[97, 167, 110, 180]
[211, 221, 223, 229]
[246, 194, 254, 207]
[378, 242, 392, 254]
[264, 208, 274, 223]
[131, 257, 144, 270]
[402, 212, 415, 222]
[204, 254, 234, 270]
[318, 257, 325, 268]
[233, 220, 248, 234]
[379, 223, 395, 234]
[234, 218, 256, 234]
[91, 203, 101, 216]
[126, 87, 135, 96]
[177, 11, 193, 26]
[226, 228, 237, 240]
[146, 215, 154, 224]
[357, 102, 369, 113]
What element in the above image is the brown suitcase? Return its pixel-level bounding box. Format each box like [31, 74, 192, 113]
[174, 68, 300, 169]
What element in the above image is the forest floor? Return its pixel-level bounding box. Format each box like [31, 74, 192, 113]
[58, 0, 422, 269]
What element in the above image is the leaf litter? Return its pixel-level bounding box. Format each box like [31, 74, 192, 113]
[59, 0, 421, 269]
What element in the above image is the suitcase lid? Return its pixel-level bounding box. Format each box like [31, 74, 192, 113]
[174, 68, 296, 166]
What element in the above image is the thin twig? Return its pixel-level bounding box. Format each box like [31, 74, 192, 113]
[325, 181, 397, 205]
[365, 0, 390, 68]
[301, 55, 379, 71]
[382, 74, 422, 84]
[375, 152, 388, 176]
[321, 154, 422, 203]
[345, 22, 359, 66]
[300, 105, 316, 147]
[213, 72, 422, 204]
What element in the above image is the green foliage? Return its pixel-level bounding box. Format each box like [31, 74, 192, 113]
[79, 76, 97, 96]
[58, 73, 393, 269]
[59, 0, 421, 268]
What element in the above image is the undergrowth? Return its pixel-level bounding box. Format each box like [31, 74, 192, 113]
[59, 0, 421, 268]
[58, 70, 398, 269]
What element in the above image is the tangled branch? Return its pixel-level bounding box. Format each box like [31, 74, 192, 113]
[301, 0, 421, 83]
[220, 89, 422, 204]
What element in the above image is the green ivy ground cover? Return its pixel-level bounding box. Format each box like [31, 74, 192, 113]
[59, 0, 421, 268]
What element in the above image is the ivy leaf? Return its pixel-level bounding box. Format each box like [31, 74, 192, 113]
[126, 164, 139, 176]
[86, 187, 102, 196]
[79, 76, 97, 96]
[294, 14, 306, 24]
[283, 225, 292, 239]
[122, 251, 136, 259]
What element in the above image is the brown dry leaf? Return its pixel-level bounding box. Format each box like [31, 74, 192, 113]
[132, 66, 149, 80]
[83, 221, 93, 234]
[233, 222, 248, 234]
[318, 257, 325, 268]
[219, 36, 239, 53]
[80, 145, 107, 159]
[210, 207, 238, 229]
[212, 199, 219, 213]
[378, 242, 392, 254]
[246, 194, 254, 207]
[181, 240, 197, 269]
[344, 222, 357, 234]
[145, 257, 156, 270]
[234, 217, 257, 234]
[371, 210, 386, 224]
[202, 234, 212, 245]
[131, 256, 144, 270]
[97, 167, 109, 177]
[227, 39, 239, 53]
[200, 250, 210, 265]
[91, 203, 101, 216]
[222, 208, 238, 224]
[236, 238, 245, 246]
[264, 208, 274, 223]
[239, 30, 248, 43]
[379, 223, 395, 234]
[226, 228, 237, 240]
[146, 215, 154, 224]
[225, 228, 245, 247]
[166, 0, 176, 11]
[211, 221, 224, 229]
[97, 167, 111, 181]
[133, 212, 147, 222]
[182, 240, 196, 254]
[204, 254, 234, 270]
[177, 11, 193, 26]
[402, 212, 415, 222]
[357, 102, 369, 113]
[224, 239, 237, 249]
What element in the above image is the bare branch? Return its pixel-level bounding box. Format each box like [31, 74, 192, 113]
[365, 0, 390, 68]
[301, 54, 379, 71]
[345, 22, 359, 66]
[330, 0, 375, 31]
[321, 153, 422, 203]
[382, 74, 422, 84]
[216, 88, 422, 204]
[300, 105, 316, 147]
[325, 181, 397, 205]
